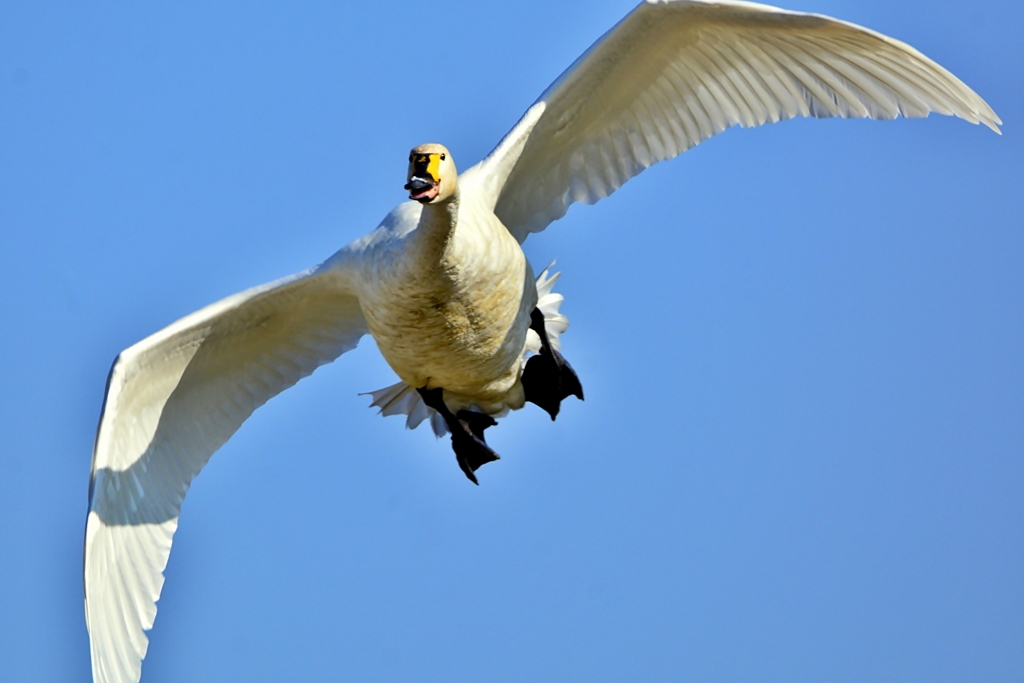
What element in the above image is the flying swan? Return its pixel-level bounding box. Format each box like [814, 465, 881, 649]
[84, 1, 1001, 681]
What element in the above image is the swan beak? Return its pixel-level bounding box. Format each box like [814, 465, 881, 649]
[405, 176, 439, 202]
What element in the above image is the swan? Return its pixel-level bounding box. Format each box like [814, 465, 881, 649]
[83, 1, 1000, 681]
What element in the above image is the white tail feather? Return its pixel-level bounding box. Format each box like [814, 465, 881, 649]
[363, 382, 448, 436]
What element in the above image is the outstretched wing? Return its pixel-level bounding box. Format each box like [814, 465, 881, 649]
[463, 0, 1001, 242]
[84, 263, 368, 683]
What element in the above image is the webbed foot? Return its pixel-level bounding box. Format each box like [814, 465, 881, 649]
[522, 307, 584, 420]
[417, 387, 500, 484]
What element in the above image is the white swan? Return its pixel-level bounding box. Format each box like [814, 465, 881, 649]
[84, 2, 1000, 681]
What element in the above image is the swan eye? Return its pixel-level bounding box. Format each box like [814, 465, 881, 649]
[441, 154, 446, 161]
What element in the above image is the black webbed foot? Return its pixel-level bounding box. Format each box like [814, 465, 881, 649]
[456, 410, 497, 442]
[451, 411, 499, 484]
[417, 387, 500, 485]
[522, 307, 584, 420]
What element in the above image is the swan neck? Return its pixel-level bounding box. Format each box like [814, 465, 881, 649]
[415, 193, 460, 257]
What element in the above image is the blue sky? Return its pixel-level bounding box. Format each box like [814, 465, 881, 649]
[1, 1, 1021, 681]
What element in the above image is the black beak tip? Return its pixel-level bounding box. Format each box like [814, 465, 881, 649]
[405, 177, 435, 193]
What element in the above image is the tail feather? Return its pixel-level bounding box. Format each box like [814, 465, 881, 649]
[363, 382, 448, 436]
[525, 262, 568, 355]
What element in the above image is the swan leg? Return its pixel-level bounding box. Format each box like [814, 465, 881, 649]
[416, 387, 499, 484]
[522, 307, 584, 420]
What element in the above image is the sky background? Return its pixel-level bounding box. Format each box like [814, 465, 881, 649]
[1, 1, 1021, 681]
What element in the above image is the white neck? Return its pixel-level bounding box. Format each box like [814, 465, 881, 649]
[410, 191, 461, 262]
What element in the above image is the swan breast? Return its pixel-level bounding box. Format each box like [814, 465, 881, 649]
[356, 199, 536, 407]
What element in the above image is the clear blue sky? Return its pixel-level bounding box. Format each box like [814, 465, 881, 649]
[1, 2, 1021, 681]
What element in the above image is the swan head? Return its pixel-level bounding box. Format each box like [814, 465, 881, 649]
[405, 143, 457, 204]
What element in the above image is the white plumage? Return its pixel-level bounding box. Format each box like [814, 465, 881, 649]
[84, 2, 1000, 681]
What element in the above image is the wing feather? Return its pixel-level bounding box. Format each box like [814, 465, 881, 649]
[459, 0, 1000, 242]
[84, 264, 367, 683]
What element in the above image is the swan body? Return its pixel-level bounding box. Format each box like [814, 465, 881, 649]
[84, 2, 1001, 682]
[347, 183, 536, 415]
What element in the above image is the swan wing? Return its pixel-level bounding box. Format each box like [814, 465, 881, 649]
[84, 264, 367, 683]
[465, 0, 1001, 242]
